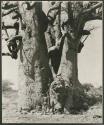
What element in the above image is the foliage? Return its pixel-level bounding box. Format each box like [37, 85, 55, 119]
[69, 84, 102, 113]
[83, 83, 102, 105]
[69, 87, 89, 113]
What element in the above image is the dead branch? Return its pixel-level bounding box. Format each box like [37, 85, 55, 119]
[2, 25, 15, 30]
[2, 7, 18, 17]
[2, 53, 11, 56]
[2, 21, 19, 30]
[2, 1, 18, 10]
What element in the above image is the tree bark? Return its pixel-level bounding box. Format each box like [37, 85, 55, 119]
[57, 36, 79, 111]
[57, 25, 85, 113]
[46, 2, 62, 76]
[2, 1, 102, 114]
[55, 2, 84, 112]
[18, 2, 52, 111]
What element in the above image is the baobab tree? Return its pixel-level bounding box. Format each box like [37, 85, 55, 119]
[46, 1, 102, 112]
[2, 1, 102, 113]
[2, 1, 53, 112]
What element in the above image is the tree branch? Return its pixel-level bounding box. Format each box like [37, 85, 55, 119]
[47, 2, 62, 17]
[2, 7, 18, 17]
[2, 1, 18, 10]
[7, 35, 22, 43]
[12, 10, 22, 19]
[82, 2, 102, 14]
[2, 53, 11, 56]
[2, 25, 15, 30]
[30, 2, 37, 9]
[76, 2, 102, 38]
[2, 21, 19, 29]
[81, 27, 99, 44]
[21, 1, 37, 10]
[87, 12, 102, 21]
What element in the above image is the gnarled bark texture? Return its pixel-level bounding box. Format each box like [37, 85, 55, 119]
[2, 1, 102, 113]
[46, 2, 85, 113]
[58, 37, 82, 111]
[18, 2, 52, 111]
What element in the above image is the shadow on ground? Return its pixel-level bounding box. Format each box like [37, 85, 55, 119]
[2, 81, 103, 123]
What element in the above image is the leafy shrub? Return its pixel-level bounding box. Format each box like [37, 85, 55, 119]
[69, 84, 102, 113]
[70, 87, 89, 112]
[83, 83, 94, 92]
[83, 83, 102, 106]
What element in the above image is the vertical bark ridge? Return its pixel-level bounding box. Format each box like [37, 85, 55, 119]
[18, 2, 52, 111]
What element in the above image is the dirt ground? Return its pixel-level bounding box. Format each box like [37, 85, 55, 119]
[2, 90, 103, 123]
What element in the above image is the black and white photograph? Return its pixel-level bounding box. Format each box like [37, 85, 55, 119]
[1, 1, 103, 123]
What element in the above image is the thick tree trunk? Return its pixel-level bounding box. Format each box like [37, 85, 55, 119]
[18, 2, 52, 111]
[52, 2, 84, 113]
[58, 37, 84, 112]
[58, 38, 78, 86]
[58, 37, 76, 110]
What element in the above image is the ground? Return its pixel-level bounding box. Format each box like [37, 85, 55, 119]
[2, 88, 102, 123]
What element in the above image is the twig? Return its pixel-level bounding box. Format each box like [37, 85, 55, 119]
[2, 53, 11, 56]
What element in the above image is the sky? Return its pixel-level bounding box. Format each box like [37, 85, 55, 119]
[78, 20, 102, 87]
[2, 2, 103, 89]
